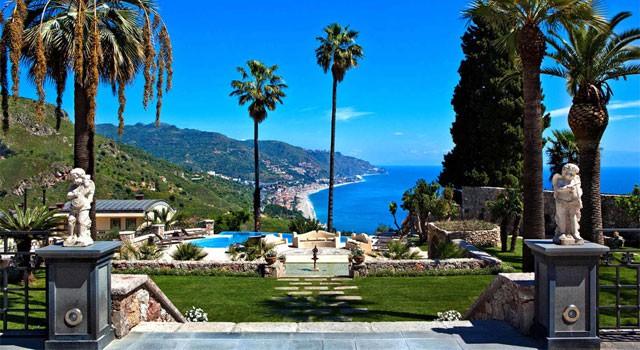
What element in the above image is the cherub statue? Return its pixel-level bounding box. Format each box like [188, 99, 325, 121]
[552, 163, 583, 245]
[64, 168, 95, 247]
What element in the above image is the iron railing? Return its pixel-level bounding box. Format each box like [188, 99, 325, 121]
[0, 231, 49, 337]
[598, 245, 640, 334]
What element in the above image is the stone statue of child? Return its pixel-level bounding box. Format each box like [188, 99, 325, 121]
[552, 163, 584, 245]
[64, 168, 95, 247]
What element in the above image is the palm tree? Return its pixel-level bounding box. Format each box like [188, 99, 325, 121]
[466, 0, 604, 271]
[543, 12, 640, 244]
[230, 60, 287, 231]
[10, 0, 173, 239]
[488, 188, 523, 252]
[545, 129, 579, 181]
[315, 23, 364, 232]
[389, 201, 401, 232]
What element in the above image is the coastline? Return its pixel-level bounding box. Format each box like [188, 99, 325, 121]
[295, 177, 367, 220]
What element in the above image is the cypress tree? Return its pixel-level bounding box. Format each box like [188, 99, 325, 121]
[439, 18, 525, 188]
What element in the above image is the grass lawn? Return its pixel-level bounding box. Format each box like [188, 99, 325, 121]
[2, 270, 47, 330]
[482, 236, 523, 272]
[151, 275, 494, 322]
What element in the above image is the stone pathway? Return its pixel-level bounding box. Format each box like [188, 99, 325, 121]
[269, 277, 368, 321]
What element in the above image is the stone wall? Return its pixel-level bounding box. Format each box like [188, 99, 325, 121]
[112, 260, 263, 274]
[350, 240, 502, 276]
[464, 273, 535, 335]
[462, 186, 637, 236]
[111, 274, 185, 338]
[427, 222, 500, 254]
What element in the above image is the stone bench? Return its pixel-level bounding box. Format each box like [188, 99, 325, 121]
[292, 230, 339, 248]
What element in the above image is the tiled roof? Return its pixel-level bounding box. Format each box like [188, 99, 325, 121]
[62, 199, 170, 213]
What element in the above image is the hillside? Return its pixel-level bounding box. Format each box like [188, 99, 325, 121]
[95, 123, 384, 184]
[0, 98, 252, 218]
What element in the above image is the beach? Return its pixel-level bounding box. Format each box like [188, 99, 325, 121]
[295, 178, 366, 220]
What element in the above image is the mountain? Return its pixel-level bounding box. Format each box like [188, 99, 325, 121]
[0, 98, 251, 218]
[95, 123, 384, 184]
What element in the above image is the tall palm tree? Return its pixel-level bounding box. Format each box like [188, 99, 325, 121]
[8, 0, 172, 238]
[466, 0, 604, 272]
[543, 11, 640, 244]
[230, 60, 287, 231]
[545, 129, 579, 181]
[315, 23, 363, 232]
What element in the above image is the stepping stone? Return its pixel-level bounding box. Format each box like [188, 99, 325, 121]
[318, 291, 344, 296]
[287, 302, 313, 307]
[335, 295, 362, 301]
[275, 287, 299, 290]
[334, 286, 358, 290]
[269, 309, 296, 315]
[319, 282, 342, 285]
[304, 278, 328, 281]
[340, 308, 368, 314]
[288, 291, 313, 296]
[327, 301, 350, 307]
[304, 286, 329, 290]
[301, 309, 332, 315]
[278, 278, 300, 281]
[289, 282, 313, 286]
[331, 278, 351, 281]
[322, 316, 352, 322]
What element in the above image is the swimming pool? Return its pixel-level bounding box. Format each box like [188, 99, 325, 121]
[190, 231, 348, 248]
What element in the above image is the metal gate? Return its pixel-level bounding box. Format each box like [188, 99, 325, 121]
[0, 231, 49, 337]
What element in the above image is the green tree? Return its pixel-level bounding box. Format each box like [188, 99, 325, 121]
[11, 0, 172, 239]
[543, 12, 640, 243]
[615, 185, 640, 225]
[545, 129, 579, 181]
[401, 180, 459, 244]
[288, 218, 323, 234]
[389, 201, 400, 231]
[214, 210, 250, 234]
[315, 23, 364, 232]
[466, 0, 604, 272]
[230, 60, 287, 232]
[439, 17, 525, 188]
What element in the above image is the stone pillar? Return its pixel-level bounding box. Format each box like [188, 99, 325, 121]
[36, 242, 121, 350]
[349, 263, 367, 278]
[151, 224, 165, 239]
[203, 219, 215, 235]
[263, 261, 285, 278]
[524, 239, 608, 350]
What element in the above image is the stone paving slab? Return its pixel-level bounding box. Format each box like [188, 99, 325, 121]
[319, 282, 342, 285]
[304, 286, 329, 290]
[275, 286, 299, 290]
[287, 291, 313, 296]
[334, 285, 358, 290]
[297, 322, 373, 333]
[178, 322, 236, 332]
[318, 291, 344, 295]
[232, 322, 298, 332]
[129, 322, 183, 332]
[289, 282, 313, 285]
[370, 321, 445, 333]
[335, 295, 362, 300]
[277, 278, 300, 281]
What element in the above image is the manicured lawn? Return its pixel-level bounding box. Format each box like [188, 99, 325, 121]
[2, 270, 47, 330]
[483, 237, 523, 272]
[151, 275, 494, 322]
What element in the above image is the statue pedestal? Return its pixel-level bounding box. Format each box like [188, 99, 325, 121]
[525, 239, 608, 350]
[36, 242, 121, 350]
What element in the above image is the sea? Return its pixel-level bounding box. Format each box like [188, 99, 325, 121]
[308, 165, 640, 234]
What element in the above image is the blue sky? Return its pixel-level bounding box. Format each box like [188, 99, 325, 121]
[21, 0, 640, 167]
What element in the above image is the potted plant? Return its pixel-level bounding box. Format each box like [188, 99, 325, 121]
[264, 249, 277, 264]
[350, 247, 365, 265]
[278, 253, 286, 264]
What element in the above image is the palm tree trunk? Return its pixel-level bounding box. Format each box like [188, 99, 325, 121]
[510, 215, 521, 252]
[569, 101, 608, 244]
[74, 82, 97, 240]
[517, 24, 546, 273]
[253, 120, 261, 232]
[328, 76, 338, 232]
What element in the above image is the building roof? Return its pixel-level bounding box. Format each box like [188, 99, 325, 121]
[62, 199, 172, 213]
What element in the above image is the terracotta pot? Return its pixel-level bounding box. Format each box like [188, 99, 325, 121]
[352, 255, 365, 265]
[265, 256, 277, 265]
[278, 256, 286, 264]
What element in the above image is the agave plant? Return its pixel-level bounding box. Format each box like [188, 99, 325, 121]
[383, 240, 421, 260]
[171, 243, 207, 261]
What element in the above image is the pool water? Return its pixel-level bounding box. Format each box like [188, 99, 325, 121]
[190, 231, 348, 249]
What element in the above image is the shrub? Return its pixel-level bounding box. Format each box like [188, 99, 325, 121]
[615, 185, 640, 223]
[384, 240, 421, 260]
[171, 243, 208, 261]
[437, 310, 461, 321]
[431, 241, 466, 259]
[136, 241, 163, 260]
[289, 218, 323, 233]
[184, 306, 208, 322]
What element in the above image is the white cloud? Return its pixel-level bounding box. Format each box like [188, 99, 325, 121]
[299, 107, 317, 113]
[549, 106, 571, 118]
[608, 100, 640, 110]
[333, 107, 373, 121]
[393, 131, 404, 136]
[609, 114, 640, 122]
